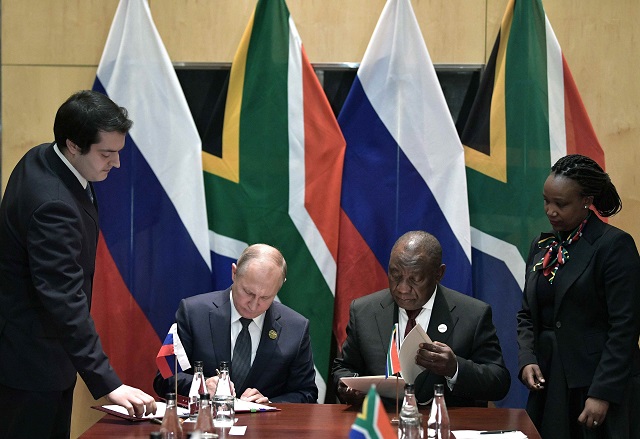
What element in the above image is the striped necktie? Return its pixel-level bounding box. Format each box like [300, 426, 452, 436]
[85, 183, 94, 203]
[232, 317, 253, 387]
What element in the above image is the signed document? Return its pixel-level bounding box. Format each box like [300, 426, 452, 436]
[399, 324, 432, 384]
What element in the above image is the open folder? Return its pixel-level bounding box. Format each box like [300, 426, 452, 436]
[339, 324, 433, 398]
[339, 375, 405, 399]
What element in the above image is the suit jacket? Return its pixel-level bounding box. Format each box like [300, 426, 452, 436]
[333, 286, 510, 407]
[0, 143, 122, 398]
[517, 214, 640, 404]
[153, 288, 318, 403]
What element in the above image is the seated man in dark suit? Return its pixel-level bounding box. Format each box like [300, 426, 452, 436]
[333, 231, 510, 407]
[154, 244, 317, 403]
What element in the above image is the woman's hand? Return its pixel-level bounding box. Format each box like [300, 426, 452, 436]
[520, 364, 545, 391]
[578, 397, 609, 429]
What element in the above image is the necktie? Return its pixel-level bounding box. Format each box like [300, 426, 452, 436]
[85, 183, 94, 203]
[404, 309, 422, 338]
[232, 317, 253, 387]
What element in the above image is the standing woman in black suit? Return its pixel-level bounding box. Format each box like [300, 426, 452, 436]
[517, 154, 640, 438]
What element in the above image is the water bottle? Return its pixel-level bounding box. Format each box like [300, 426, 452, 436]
[426, 384, 450, 439]
[398, 383, 423, 439]
[160, 392, 183, 439]
[194, 393, 216, 436]
[188, 360, 206, 420]
[213, 361, 235, 428]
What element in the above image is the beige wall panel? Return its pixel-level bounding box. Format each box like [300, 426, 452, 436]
[150, 0, 255, 63]
[287, 0, 385, 63]
[152, 0, 486, 64]
[2, 0, 118, 66]
[2, 66, 96, 190]
[486, 0, 509, 55]
[413, 0, 487, 64]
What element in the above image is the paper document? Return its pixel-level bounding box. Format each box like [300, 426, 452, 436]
[399, 324, 432, 384]
[93, 402, 190, 420]
[452, 430, 527, 438]
[340, 375, 405, 399]
[94, 398, 276, 421]
[234, 398, 278, 412]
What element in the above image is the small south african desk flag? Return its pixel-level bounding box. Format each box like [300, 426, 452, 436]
[350, 385, 397, 439]
[386, 324, 401, 378]
[156, 323, 191, 378]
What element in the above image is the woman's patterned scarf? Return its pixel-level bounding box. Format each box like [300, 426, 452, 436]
[532, 212, 590, 283]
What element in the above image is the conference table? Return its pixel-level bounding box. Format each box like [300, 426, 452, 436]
[80, 403, 541, 438]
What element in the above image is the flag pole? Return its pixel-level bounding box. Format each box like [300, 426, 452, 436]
[390, 374, 400, 424]
[174, 356, 178, 400]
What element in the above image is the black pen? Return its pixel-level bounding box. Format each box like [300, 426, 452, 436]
[480, 430, 516, 435]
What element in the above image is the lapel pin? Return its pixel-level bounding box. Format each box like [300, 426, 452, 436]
[437, 324, 447, 333]
[268, 329, 278, 340]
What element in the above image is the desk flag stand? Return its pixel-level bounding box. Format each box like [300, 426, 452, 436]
[391, 374, 400, 424]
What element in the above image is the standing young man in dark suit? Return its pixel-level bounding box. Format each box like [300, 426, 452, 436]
[153, 243, 318, 404]
[333, 230, 510, 407]
[0, 90, 157, 438]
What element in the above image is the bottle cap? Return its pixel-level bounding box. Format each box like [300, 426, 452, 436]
[219, 361, 230, 370]
[165, 392, 176, 400]
[194, 360, 204, 367]
[199, 393, 211, 400]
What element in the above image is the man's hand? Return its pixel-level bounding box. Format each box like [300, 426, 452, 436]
[205, 376, 236, 397]
[578, 397, 609, 430]
[106, 385, 157, 418]
[416, 341, 457, 377]
[520, 364, 545, 391]
[240, 388, 269, 404]
[336, 380, 367, 406]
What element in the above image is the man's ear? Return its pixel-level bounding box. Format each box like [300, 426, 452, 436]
[65, 139, 80, 155]
[436, 264, 446, 283]
[231, 263, 238, 282]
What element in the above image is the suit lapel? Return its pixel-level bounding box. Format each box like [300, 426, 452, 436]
[44, 143, 99, 233]
[209, 289, 232, 367]
[374, 292, 396, 354]
[249, 306, 281, 383]
[551, 216, 604, 316]
[426, 286, 455, 345]
[415, 286, 454, 401]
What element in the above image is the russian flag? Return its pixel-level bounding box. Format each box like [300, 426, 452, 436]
[156, 324, 191, 379]
[334, 0, 472, 348]
[90, 0, 212, 395]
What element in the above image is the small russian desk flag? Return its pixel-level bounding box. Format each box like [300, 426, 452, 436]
[156, 323, 191, 378]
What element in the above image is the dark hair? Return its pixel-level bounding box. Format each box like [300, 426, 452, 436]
[53, 90, 132, 154]
[551, 154, 621, 217]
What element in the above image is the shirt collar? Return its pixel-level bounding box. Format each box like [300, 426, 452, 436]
[229, 289, 266, 328]
[54, 143, 89, 189]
